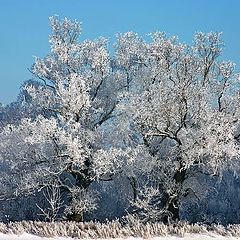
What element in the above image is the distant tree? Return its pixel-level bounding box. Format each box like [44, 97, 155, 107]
[0, 17, 239, 223]
[0, 80, 46, 128]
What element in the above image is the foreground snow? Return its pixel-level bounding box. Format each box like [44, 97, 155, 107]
[0, 233, 72, 240]
[0, 233, 239, 240]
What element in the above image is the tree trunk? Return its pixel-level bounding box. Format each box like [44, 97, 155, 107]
[65, 159, 93, 222]
[67, 213, 83, 222]
[162, 168, 186, 223]
[166, 197, 180, 222]
[128, 176, 137, 202]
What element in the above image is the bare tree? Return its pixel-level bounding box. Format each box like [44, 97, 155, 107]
[36, 185, 64, 222]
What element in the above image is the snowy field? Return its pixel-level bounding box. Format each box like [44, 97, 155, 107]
[0, 233, 239, 240]
[1, 220, 240, 240]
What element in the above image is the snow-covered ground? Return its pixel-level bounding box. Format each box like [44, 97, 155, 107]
[0, 233, 239, 240]
[0, 234, 72, 240]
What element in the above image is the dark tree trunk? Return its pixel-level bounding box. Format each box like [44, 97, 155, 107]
[162, 168, 187, 223]
[65, 159, 93, 222]
[165, 197, 180, 223]
[128, 176, 137, 202]
[67, 213, 83, 222]
[160, 192, 180, 223]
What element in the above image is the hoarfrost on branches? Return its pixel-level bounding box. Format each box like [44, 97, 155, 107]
[0, 16, 239, 223]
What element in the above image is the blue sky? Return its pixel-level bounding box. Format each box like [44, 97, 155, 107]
[0, 0, 240, 104]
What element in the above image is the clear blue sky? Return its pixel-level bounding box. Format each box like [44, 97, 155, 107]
[0, 0, 240, 104]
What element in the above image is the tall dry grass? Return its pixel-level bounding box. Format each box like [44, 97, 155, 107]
[0, 219, 239, 238]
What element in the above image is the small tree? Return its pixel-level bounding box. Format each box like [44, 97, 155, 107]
[36, 185, 64, 222]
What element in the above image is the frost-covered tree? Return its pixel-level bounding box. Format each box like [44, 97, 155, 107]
[0, 16, 117, 221]
[0, 16, 239, 223]
[114, 31, 240, 222]
[0, 16, 138, 221]
[0, 79, 48, 129]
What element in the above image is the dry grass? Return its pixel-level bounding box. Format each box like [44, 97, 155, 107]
[0, 219, 240, 239]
